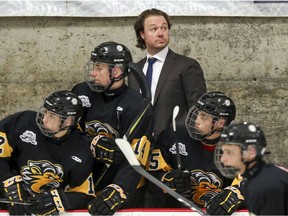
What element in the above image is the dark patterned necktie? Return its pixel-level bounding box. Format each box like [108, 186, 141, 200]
[146, 57, 157, 89]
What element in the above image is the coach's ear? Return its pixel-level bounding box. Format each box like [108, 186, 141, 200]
[140, 30, 146, 40]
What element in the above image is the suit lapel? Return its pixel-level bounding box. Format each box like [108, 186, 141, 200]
[154, 49, 176, 104]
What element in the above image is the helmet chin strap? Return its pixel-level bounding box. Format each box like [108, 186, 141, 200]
[53, 127, 71, 138]
[242, 157, 263, 178]
[201, 117, 223, 140]
[53, 120, 72, 138]
[102, 66, 117, 92]
[103, 80, 116, 94]
[201, 126, 223, 143]
[202, 135, 221, 145]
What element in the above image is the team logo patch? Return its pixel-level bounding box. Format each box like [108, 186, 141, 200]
[169, 142, 188, 156]
[21, 160, 64, 193]
[20, 130, 37, 145]
[190, 170, 223, 206]
[79, 95, 91, 107]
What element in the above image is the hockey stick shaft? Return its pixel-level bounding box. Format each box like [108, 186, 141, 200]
[115, 138, 207, 216]
[94, 63, 152, 188]
[125, 62, 152, 140]
[0, 198, 37, 206]
[172, 105, 181, 170]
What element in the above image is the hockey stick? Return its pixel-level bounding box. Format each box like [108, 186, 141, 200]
[114, 138, 207, 216]
[172, 105, 181, 170]
[0, 198, 37, 206]
[94, 62, 152, 188]
[124, 62, 151, 139]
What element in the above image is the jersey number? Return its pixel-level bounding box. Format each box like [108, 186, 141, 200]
[132, 136, 151, 166]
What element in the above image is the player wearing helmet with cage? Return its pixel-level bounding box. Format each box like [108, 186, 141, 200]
[0, 90, 97, 215]
[146, 91, 244, 214]
[214, 122, 288, 215]
[71, 41, 153, 215]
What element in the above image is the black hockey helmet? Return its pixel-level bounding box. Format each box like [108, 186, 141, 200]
[219, 122, 267, 156]
[195, 91, 236, 125]
[91, 41, 133, 67]
[85, 42, 133, 92]
[36, 90, 83, 137]
[214, 122, 267, 178]
[185, 91, 236, 140]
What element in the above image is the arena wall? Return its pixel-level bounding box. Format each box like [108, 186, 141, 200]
[0, 12, 287, 166]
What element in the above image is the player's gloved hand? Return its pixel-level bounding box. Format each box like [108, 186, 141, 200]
[2, 175, 29, 215]
[91, 135, 125, 165]
[161, 169, 191, 194]
[88, 184, 128, 215]
[206, 186, 244, 215]
[28, 189, 70, 215]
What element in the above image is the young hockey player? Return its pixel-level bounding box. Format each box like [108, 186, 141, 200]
[147, 91, 244, 215]
[214, 122, 288, 215]
[0, 90, 98, 215]
[71, 41, 153, 215]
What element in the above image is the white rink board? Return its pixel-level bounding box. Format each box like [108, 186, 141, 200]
[0, 209, 250, 216]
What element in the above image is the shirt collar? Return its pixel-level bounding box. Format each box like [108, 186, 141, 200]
[146, 46, 169, 63]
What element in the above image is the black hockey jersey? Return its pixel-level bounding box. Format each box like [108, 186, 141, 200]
[71, 82, 153, 206]
[0, 111, 95, 209]
[147, 125, 233, 208]
[241, 162, 288, 215]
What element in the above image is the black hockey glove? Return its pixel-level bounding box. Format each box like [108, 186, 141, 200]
[2, 175, 30, 216]
[206, 186, 244, 215]
[161, 169, 191, 195]
[88, 184, 128, 215]
[28, 189, 70, 215]
[91, 135, 125, 165]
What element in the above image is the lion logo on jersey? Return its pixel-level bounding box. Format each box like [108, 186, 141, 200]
[20, 160, 64, 193]
[85, 120, 119, 138]
[190, 169, 222, 206]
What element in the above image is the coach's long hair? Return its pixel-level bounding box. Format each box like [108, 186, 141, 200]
[134, 8, 172, 50]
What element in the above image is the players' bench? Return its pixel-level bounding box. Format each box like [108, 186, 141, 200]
[0, 208, 249, 216]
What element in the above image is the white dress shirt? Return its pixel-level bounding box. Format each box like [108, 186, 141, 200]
[143, 46, 169, 104]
